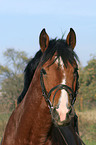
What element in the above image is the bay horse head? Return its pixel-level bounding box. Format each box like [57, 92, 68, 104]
[1, 28, 80, 145]
[39, 28, 79, 126]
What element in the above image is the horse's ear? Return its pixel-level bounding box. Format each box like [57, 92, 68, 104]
[39, 28, 49, 52]
[66, 28, 76, 50]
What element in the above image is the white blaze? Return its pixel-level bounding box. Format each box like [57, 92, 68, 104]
[56, 57, 69, 121]
[56, 78, 69, 121]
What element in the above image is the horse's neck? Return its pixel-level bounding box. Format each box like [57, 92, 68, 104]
[2, 69, 52, 145]
[24, 70, 52, 144]
[28, 98, 52, 144]
[18, 71, 52, 144]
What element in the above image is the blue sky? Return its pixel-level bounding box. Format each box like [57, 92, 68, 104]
[0, 0, 96, 66]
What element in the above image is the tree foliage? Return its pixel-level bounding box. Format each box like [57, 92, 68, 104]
[0, 48, 30, 111]
[76, 56, 96, 110]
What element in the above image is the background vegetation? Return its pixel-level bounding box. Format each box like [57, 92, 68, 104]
[0, 49, 96, 144]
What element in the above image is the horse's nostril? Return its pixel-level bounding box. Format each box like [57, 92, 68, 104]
[67, 106, 75, 120]
[66, 112, 69, 119]
[51, 108, 60, 121]
[69, 108, 72, 115]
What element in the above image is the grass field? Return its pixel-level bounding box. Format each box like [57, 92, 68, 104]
[0, 109, 96, 144]
[0, 112, 11, 141]
[77, 109, 96, 145]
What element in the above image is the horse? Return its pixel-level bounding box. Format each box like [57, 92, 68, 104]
[1, 28, 84, 145]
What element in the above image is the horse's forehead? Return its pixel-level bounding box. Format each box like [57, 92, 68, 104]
[55, 56, 64, 70]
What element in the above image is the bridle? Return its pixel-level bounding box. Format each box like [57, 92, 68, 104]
[40, 66, 79, 112]
[40, 67, 85, 145]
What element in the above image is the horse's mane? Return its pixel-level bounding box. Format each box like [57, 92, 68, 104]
[41, 39, 79, 68]
[24, 50, 42, 86]
[17, 50, 42, 104]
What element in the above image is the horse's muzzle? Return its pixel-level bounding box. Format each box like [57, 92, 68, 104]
[51, 106, 75, 126]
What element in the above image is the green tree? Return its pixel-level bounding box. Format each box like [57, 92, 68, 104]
[0, 48, 30, 111]
[76, 56, 96, 110]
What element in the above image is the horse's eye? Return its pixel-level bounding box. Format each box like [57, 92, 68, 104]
[42, 68, 47, 75]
